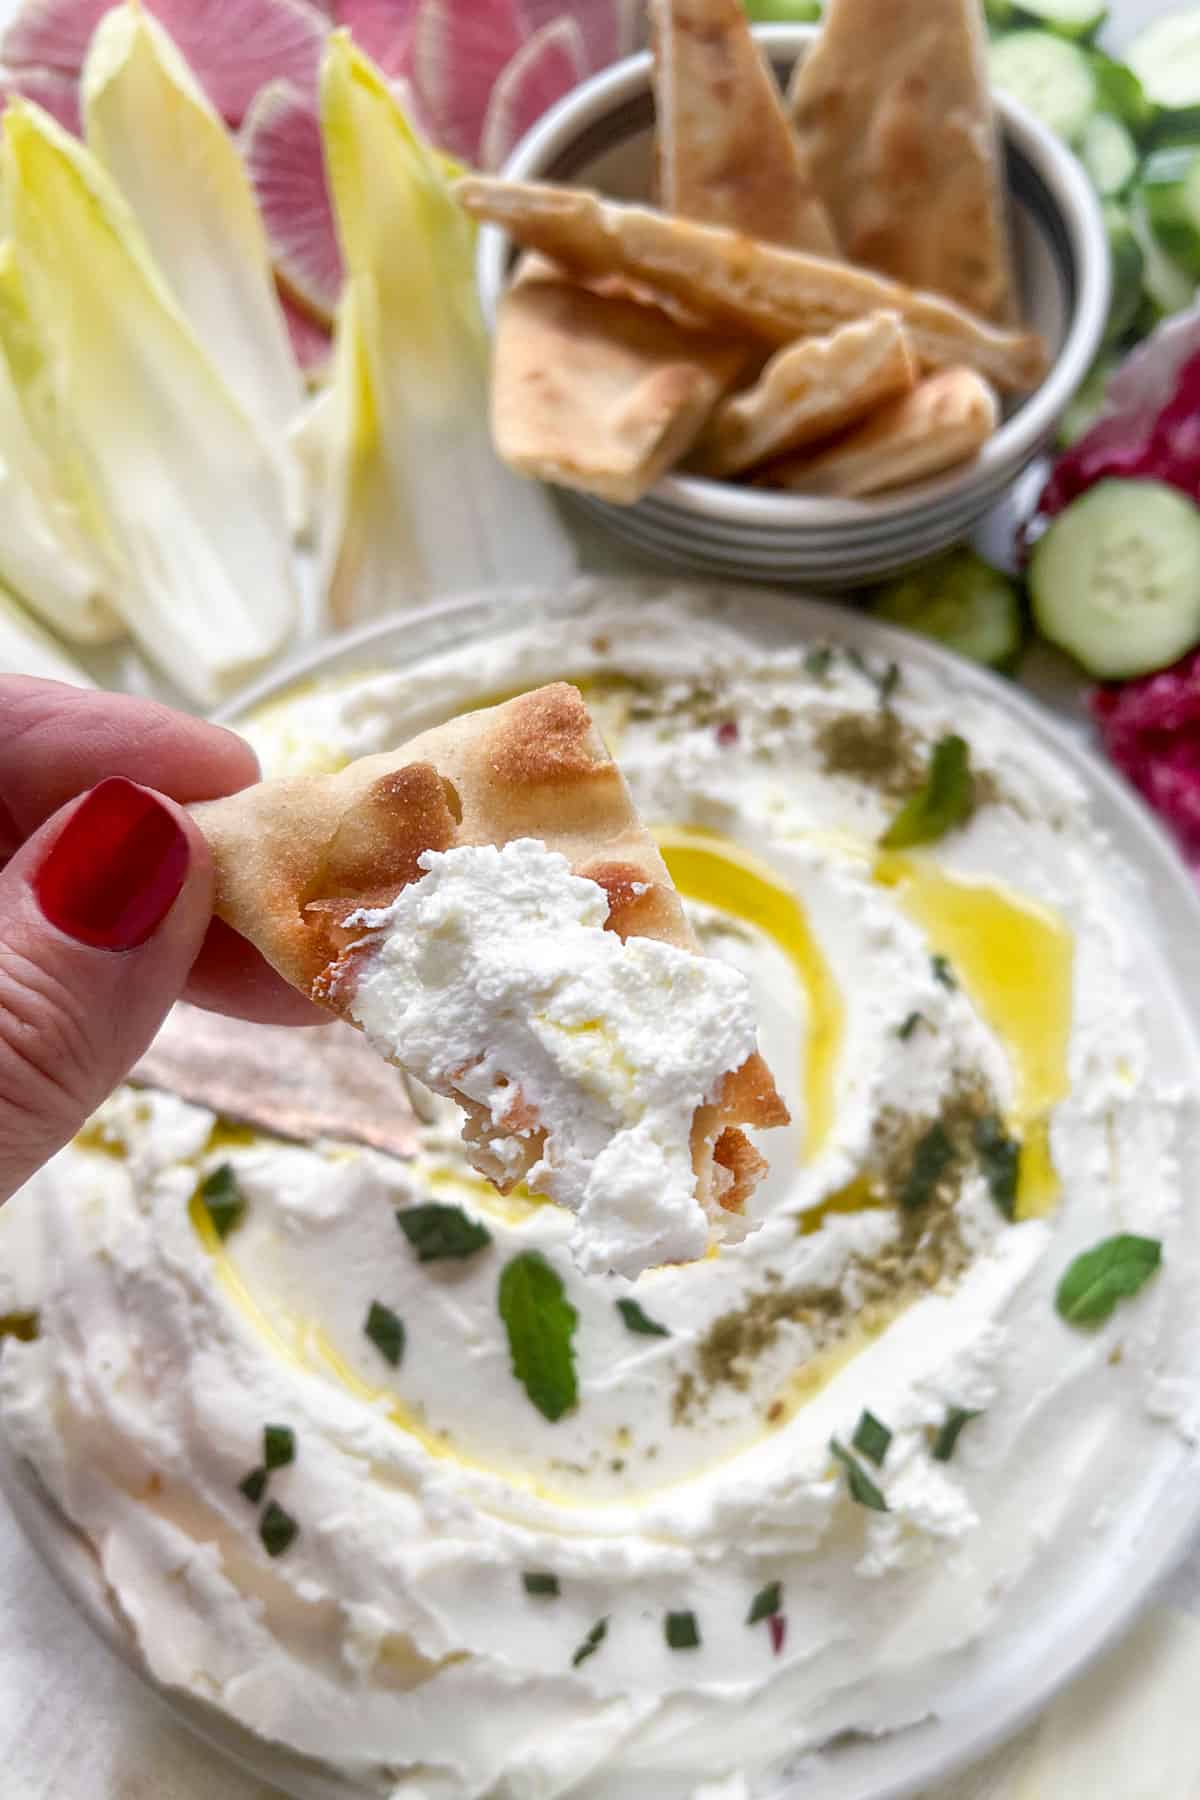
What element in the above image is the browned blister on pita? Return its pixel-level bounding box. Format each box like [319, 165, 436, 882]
[788, 0, 1017, 323]
[457, 176, 1047, 393]
[757, 366, 998, 497]
[650, 0, 837, 253]
[493, 256, 746, 503]
[689, 310, 916, 478]
[192, 684, 788, 1228]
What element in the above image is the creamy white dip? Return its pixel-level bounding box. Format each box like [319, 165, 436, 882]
[3, 585, 1200, 1800]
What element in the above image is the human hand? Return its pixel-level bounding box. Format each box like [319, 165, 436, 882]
[0, 678, 322, 1203]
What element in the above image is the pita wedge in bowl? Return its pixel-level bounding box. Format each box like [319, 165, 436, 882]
[470, 9, 1108, 584]
[193, 683, 788, 1278]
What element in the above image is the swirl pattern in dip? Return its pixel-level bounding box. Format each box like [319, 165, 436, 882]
[3, 586, 1200, 1800]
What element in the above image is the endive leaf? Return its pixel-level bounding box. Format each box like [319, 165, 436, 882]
[0, 581, 95, 684]
[4, 100, 298, 705]
[84, 5, 305, 521]
[319, 32, 575, 609]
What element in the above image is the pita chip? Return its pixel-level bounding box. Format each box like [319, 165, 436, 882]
[757, 366, 998, 497]
[650, 0, 837, 253]
[457, 177, 1047, 392]
[690, 310, 916, 479]
[493, 257, 745, 503]
[788, 0, 1018, 323]
[193, 684, 788, 1259]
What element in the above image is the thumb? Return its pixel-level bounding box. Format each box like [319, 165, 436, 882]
[0, 777, 214, 1201]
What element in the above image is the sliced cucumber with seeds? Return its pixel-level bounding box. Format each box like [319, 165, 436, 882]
[1030, 479, 1200, 678]
[1089, 50, 1157, 134]
[1003, 0, 1108, 41]
[1128, 10, 1200, 126]
[1131, 194, 1196, 314]
[869, 550, 1025, 671]
[1080, 113, 1139, 196]
[1103, 202, 1146, 344]
[1141, 144, 1200, 276]
[989, 31, 1097, 143]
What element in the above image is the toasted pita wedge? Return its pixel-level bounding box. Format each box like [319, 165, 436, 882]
[689, 311, 916, 479]
[493, 257, 746, 503]
[458, 177, 1047, 393]
[650, 0, 837, 253]
[788, 0, 1017, 324]
[193, 684, 788, 1245]
[757, 366, 998, 497]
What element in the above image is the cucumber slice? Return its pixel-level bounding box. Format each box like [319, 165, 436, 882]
[1030, 479, 1200, 678]
[1007, 0, 1107, 41]
[1131, 194, 1196, 314]
[989, 31, 1097, 144]
[1057, 355, 1115, 445]
[1081, 113, 1138, 196]
[985, 0, 1017, 29]
[869, 550, 1025, 671]
[1090, 50, 1157, 135]
[1128, 11, 1200, 125]
[1141, 144, 1200, 276]
[742, 0, 822, 18]
[1103, 202, 1146, 343]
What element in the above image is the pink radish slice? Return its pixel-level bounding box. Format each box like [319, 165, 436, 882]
[409, 0, 525, 163]
[480, 16, 586, 170]
[517, 0, 636, 70]
[279, 281, 332, 379]
[0, 63, 80, 132]
[243, 79, 342, 325]
[330, 0, 419, 76]
[1, 0, 328, 124]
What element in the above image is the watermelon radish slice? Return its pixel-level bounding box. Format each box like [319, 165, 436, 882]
[0, 63, 80, 132]
[480, 16, 586, 170]
[1, 0, 327, 124]
[330, 0, 419, 76]
[409, 0, 525, 163]
[278, 280, 333, 379]
[519, 0, 641, 70]
[243, 78, 341, 323]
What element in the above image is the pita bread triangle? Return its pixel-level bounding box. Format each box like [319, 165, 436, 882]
[787, 0, 1018, 324]
[193, 683, 788, 1222]
[650, 0, 837, 254]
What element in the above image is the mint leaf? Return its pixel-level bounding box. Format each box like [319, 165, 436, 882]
[616, 1297, 670, 1337]
[263, 1425, 295, 1472]
[499, 1252, 578, 1421]
[665, 1610, 701, 1650]
[260, 1500, 298, 1558]
[396, 1203, 491, 1262]
[852, 1410, 891, 1467]
[975, 1115, 1020, 1220]
[932, 1407, 981, 1462]
[238, 1467, 267, 1505]
[365, 1301, 405, 1367]
[881, 735, 974, 850]
[572, 1618, 607, 1667]
[1055, 1234, 1162, 1328]
[830, 1439, 889, 1512]
[199, 1163, 245, 1240]
[901, 1122, 955, 1211]
[523, 1571, 559, 1597]
[747, 1580, 782, 1625]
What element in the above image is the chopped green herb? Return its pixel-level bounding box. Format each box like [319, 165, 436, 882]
[365, 1301, 405, 1367]
[881, 734, 974, 850]
[747, 1580, 783, 1625]
[616, 1297, 670, 1337]
[396, 1202, 492, 1262]
[665, 1610, 701, 1650]
[263, 1425, 295, 1471]
[900, 1122, 956, 1211]
[260, 1500, 299, 1558]
[522, 1572, 560, 1598]
[852, 1409, 892, 1467]
[499, 1251, 578, 1422]
[932, 1407, 981, 1462]
[878, 661, 901, 706]
[975, 1115, 1020, 1221]
[1055, 1234, 1162, 1328]
[931, 954, 957, 990]
[830, 1439, 889, 1512]
[199, 1163, 245, 1240]
[804, 645, 834, 679]
[238, 1467, 267, 1505]
[572, 1618, 608, 1667]
[898, 1011, 925, 1041]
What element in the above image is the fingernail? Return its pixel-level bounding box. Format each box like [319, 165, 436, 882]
[34, 778, 190, 951]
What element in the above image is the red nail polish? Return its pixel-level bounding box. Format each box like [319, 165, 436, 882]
[34, 778, 190, 951]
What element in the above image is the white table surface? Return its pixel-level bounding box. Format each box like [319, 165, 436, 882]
[6, 3, 1200, 1799]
